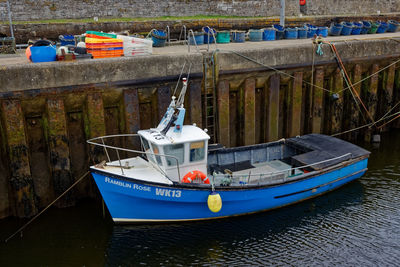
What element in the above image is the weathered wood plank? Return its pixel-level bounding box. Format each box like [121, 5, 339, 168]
[47, 98, 74, 208]
[289, 72, 303, 137]
[188, 80, 202, 127]
[244, 78, 256, 145]
[217, 80, 230, 147]
[331, 68, 344, 135]
[312, 68, 324, 134]
[268, 74, 280, 141]
[2, 100, 37, 218]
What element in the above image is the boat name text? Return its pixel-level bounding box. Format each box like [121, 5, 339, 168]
[105, 177, 151, 192]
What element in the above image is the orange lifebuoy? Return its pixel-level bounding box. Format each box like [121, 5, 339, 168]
[182, 170, 210, 184]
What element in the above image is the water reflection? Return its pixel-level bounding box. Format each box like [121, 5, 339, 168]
[105, 181, 364, 266]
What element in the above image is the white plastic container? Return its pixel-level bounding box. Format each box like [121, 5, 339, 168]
[117, 35, 153, 56]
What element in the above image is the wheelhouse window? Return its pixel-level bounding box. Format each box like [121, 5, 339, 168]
[141, 137, 155, 163]
[190, 141, 205, 162]
[164, 143, 185, 166]
[150, 143, 163, 165]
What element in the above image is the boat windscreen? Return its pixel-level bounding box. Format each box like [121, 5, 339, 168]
[164, 143, 185, 166]
[151, 143, 163, 165]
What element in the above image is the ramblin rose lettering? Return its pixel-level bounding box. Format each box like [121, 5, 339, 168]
[105, 177, 151, 192]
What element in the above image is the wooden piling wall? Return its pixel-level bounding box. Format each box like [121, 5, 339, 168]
[0, 58, 399, 219]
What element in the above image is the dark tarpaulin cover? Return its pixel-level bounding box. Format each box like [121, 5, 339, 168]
[287, 134, 370, 170]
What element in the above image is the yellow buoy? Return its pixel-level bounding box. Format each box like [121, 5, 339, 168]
[207, 192, 222, 213]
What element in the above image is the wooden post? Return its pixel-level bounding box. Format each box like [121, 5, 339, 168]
[123, 89, 141, 134]
[268, 74, 280, 141]
[47, 98, 74, 208]
[312, 68, 324, 134]
[331, 68, 344, 135]
[380, 65, 395, 131]
[188, 80, 203, 128]
[157, 85, 171, 122]
[2, 100, 37, 218]
[123, 88, 141, 150]
[217, 80, 230, 147]
[0, 111, 10, 218]
[365, 64, 379, 141]
[244, 78, 256, 145]
[87, 92, 106, 163]
[348, 64, 362, 140]
[289, 72, 303, 137]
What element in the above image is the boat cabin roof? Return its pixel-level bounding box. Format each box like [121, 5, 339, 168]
[138, 125, 210, 145]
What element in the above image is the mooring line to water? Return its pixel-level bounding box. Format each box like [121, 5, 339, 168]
[4, 171, 90, 243]
[332, 107, 400, 137]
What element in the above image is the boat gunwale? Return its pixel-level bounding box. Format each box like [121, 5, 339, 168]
[90, 155, 369, 191]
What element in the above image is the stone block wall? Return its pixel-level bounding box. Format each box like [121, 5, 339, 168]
[0, 0, 299, 21]
[303, 0, 400, 15]
[1, 0, 399, 22]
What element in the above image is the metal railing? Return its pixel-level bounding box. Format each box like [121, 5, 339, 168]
[87, 134, 181, 181]
[212, 153, 353, 186]
[165, 25, 187, 45]
[187, 27, 218, 53]
[203, 26, 218, 52]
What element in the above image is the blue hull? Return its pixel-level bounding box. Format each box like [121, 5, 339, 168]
[91, 158, 368, 222]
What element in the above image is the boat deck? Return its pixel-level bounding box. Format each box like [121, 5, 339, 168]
[91, 156, 173, 185]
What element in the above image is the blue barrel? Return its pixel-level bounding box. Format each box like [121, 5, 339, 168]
[377, 21, 389, 33]
[361, 21, 371, 34]
[317, 26, 328, 37]
[232, 31, 245, 43]
[263, 28, 276, 41]
[340, 22, 353, 35]
[274, 24, 285, 40]
[30, 45, 56, 63]
[151, 30, 167, 47]
[297, 27, 307, 39]
[388, 20, 400, 32]
[329, 23, 343, 36]
[203, 27, 216, 44]
[189, 32, 204, 45]
[305, 24, 318, 38]
[284, 27, 298, 39]
[351, 22, 362, 35]
[249, 29, 263, 41]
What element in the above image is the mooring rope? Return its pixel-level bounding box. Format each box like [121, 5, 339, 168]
[4, 171, 90, 243]
[213, 48, 400, 134]
[324, 41, 376, 125]
[337, 57, 400, 94]
[222, 49, 333, 94]
[332, 101, 400, 137]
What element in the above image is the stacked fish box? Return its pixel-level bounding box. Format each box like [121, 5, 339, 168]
[116, 35, 153, 57]
[85, 31, 123, 59]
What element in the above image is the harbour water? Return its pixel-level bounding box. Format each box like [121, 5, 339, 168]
[0, 130, 399, 266]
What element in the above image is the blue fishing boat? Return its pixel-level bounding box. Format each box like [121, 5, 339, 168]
[88, 78, 370, 223]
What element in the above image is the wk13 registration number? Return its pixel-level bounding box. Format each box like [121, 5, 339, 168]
[155, 188, 182, 198]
